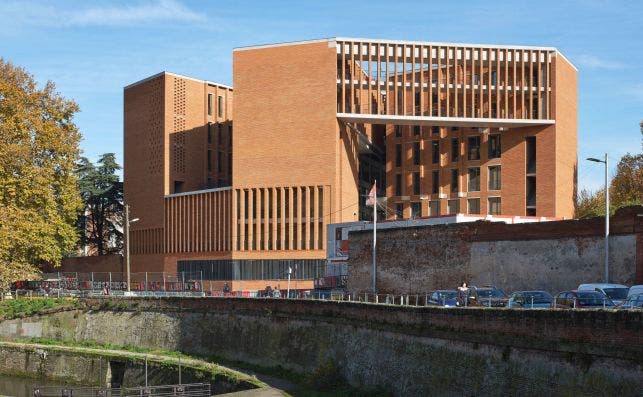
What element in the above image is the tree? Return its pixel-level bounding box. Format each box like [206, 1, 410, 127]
[575, 153, 643, 218]
[76, 153, 123, 255]
[0, 58, 82, 292]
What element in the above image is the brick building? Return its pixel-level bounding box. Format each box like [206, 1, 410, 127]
[123, 38, 578, 290]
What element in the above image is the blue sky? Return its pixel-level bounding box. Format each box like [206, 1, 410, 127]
[1, 0, 641, 191]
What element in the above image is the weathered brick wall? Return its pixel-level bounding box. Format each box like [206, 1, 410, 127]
[1, 298, 641, 396]
[348, 206, 643, 294]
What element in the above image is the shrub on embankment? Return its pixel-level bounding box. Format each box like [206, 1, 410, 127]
[0, 298, 83, 320]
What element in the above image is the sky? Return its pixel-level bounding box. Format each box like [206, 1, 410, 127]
[0, 0, 641, 192]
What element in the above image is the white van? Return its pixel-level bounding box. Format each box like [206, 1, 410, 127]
[626, 285, 643, 299]
[577, 283, 629, 305]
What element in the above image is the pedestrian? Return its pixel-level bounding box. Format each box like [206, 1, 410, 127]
[264, 285, 273, 297]
[223, 282, 231, 294]
[457, 282, 469, 306]
[273, 286, 281, 298]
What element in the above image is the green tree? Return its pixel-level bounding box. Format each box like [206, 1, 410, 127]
[76, 153, 123, 255]
[575, 153, 643, 218]
[0, 58, 82, 292]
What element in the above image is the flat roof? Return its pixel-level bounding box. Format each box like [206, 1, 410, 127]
[124, 71, 233, 90]
[233, 37, 577, 71]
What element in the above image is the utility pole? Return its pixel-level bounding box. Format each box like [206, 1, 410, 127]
[372, 180, 377, 295]
[124, 204, 139, 295]
[125, 204, 131, 293]
[586, 154, 609, 283]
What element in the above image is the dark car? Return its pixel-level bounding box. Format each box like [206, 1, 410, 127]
[554, 290, 615, 309]
[619, 294, 643, 310]
[427, 290, 459, 307]
[507, 291, 553, 309]
[469, 286, 508, 307]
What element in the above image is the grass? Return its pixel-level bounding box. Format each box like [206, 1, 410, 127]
[0, 297, 82, 320]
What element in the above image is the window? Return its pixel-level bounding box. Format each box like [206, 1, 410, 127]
[488, 197, 501, 215]
[413, 125, 421, 136]
[526, 208, 536, 216]
[488, 134, 501, 159]
[217, 95, 223, 117]
[395, 125, 402, 138]
[451, 138, 459, 162]
[432, 126, 440, 136]
[526, 136, 536, 174]
[450, 169, 459, 193]
[396, 203, 404, 219]
[429, 200, 440, 216]
[218, 124, 223, 145]
[395, 174, 402, 196]
[488, 166, 501, 190]
[411, 202, 421, 218]
[207, 123, 213, 144]
[413, 142, 420, 165]
[395, 144, 402, 167]
[432, 140, 440, 164]
[491, 71, 497, 85]
[451, 126, 459, 131]
[413, 172, 420, 195]
[207, 150, 212, 172]
[432, 170, 439, 194]
[207, 94, 213, 116]
[218, 152, 223, 172]
[448, 199, 460, 215]
[468, 136, 481, 160]
[468, 167, 480, 191]
[473, 74, 479, 85]
[468, 198, 480, 214]
[414, 92, 420, 107]
[526, 176, 536, 208]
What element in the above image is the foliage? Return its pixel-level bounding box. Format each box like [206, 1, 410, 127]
[0, 297, 79, 320]
[0, 58, 82, 291]
[75, 153, 123, 255]
[575, 153, 643, 218]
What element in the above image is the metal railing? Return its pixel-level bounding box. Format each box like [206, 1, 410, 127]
[33, 383, 211, 397]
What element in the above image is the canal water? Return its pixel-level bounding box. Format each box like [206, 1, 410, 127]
[0, 374, 78, 397]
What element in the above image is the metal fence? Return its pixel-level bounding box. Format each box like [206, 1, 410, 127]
[33, 383, 211, 397]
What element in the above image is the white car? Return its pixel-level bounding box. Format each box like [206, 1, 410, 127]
[577, 283, 629, 306]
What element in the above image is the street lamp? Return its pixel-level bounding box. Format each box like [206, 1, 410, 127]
[124, 204, 139, 295]
[586, 154, 609, 283]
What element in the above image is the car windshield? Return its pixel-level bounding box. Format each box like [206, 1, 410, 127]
[437, 291, 457, 300]
[602, 288, 628, 300]
[477, 289, 504, 298]
[522, 291, 552, 303]
[577, 291, 614, 306]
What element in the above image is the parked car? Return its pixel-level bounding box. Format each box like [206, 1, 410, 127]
[554, 290, 615, 309]
[626, 285, 643, 299]
[427, 290, 459, 307]
[619, 294, 643, 310]
[507, 291, 553, 309]
[577, 283, 629, 305]
[469, 286, 508, 307]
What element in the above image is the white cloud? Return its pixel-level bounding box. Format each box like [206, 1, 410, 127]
[0, 0, 204, 29]
[65, 0, 204, 26]
[575, 54, 625, 70]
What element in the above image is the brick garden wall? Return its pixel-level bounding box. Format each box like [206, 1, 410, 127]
[348, 206, 643, 294]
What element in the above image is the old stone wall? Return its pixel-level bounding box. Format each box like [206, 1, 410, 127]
[348, 207, 643, 294]
[0, 298, 641, 396]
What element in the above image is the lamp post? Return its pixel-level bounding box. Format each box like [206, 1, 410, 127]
[124, 204, 139, 294]
[586, 154, 609, 283]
